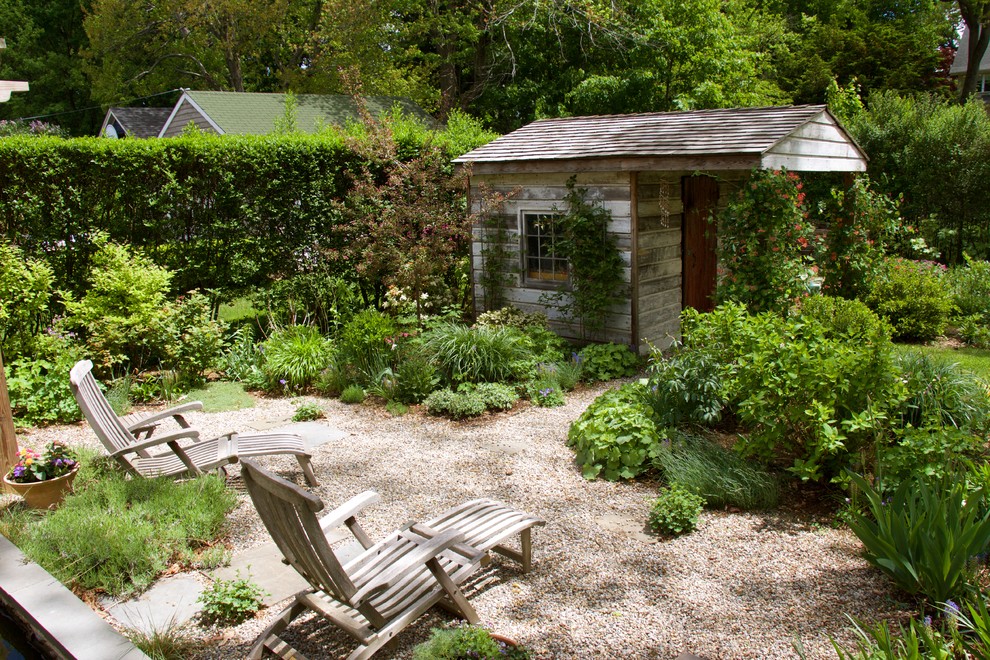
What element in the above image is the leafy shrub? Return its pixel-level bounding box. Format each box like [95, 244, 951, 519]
[947, 257, 990, 347]
[393, 347, 440, 404]
[845, 470, 990, 605]
[957, 315, 990, 349]
[726, 305, 902, 482]
[577, 343, 640, 382]
[340, 384, 365, 404]
[424, 388, 487, 418]
[163, 291, 228, 386]
[524, 378, 566, 407]
[645, 342, 725, 428]
[336, 309, 398, 379]
[648, 484, 705, 537]
[261, 325, 334, 391]
[894, 350, 990, 433]
[412, 623, 531, 660]
[385, 401, 409, 416]
[716, 168, 816, 314]
[314, 356, 349, 397]
[261, 272, 360, 335]
[799, 295, 891, 343]
[62, 237, 174, 372]
[865, 257, 952, 341]
[567, 382, 660, 480]
[6, 335, 85, 427]
[879, 426, 987, 492]
[198, 573, 267, 625]
[475, 306, 549, 330]
[420, 322, 530, 385]
[466, 382, 519, 411]
[653, 431, 779, 510]
[292, 401, 324, 421]
[21, 472, 236, 596]
[220, 325, 263, 382]
[0, 240, 54, 361]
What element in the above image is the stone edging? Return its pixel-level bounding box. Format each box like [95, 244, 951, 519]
[0, 534, 148, 660]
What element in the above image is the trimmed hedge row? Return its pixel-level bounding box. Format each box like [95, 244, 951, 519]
[0, 129, 469, 301]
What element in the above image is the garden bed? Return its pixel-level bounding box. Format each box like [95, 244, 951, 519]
[15, 383, 907, 659]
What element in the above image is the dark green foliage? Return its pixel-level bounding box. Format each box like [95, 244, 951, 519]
[800, 295, 892, 344]
[653, 431, 779, 510]
[648, 484, 705, 537]
[845, 93, 990, 263]
[220, 326, 264, 383]
[420, 323, 530, 386]
[645, 343, 725, 428]
[393, 348, 440, 404]
[829, 615, 956, 660]
[412, 623, 531, 660]
[261, 273, 360, 336]
[577, 343, 640, 382]
[865, 258, 952, 342]
[336, 309, 397, 384]
[523, 378, 566, 407]
[20, 472, 236, 596]
[261, 325, 334, 391]
[845, 470, 990, 605]
[164, 291, 228, 386]
[198, 575, 267, 626]
[567, 382, 660, 481]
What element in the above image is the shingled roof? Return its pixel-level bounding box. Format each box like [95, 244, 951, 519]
[99, 107, 172, 138]
[455, 105, 866, 173]
[159, 91, 434, 137]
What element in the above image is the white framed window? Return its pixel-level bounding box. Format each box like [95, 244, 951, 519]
[521, 211, 568, 285]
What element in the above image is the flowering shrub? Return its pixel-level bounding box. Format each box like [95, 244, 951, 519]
[716, 169, 817, 314]
[817, 176, 901, 300]
[6, 442, 78, 483]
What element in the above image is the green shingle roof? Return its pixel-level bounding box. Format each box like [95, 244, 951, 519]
[184, 91, 434, 135]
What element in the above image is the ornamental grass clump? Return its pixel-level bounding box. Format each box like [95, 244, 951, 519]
[420, 322, 529, 385]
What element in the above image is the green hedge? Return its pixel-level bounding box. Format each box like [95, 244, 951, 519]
[0, 134, 359, 298]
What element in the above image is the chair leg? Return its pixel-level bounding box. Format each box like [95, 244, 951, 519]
[298, 455, 318, 487]
[426, 557, 479, 624]
[248, 598, 308, 659]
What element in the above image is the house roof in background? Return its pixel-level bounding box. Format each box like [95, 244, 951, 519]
[172, 91, 434, 135]
[950, 27, 990, 76]
[455, 105, 866, 173]
[100, 107, 172, 138]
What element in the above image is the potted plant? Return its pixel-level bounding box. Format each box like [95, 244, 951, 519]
[3, 442, 79, 509]
[412, 623, 531, 659]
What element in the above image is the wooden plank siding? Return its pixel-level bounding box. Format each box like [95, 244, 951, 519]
[160, 102, 217, 137]
[470, 173, 634, 346]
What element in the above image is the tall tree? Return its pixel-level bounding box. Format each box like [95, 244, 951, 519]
[0, 0, 99, 135]
[953, 0, 990, 99]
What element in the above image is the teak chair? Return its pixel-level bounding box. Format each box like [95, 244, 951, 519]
[70, 360, 318, 485]
[240, 458, 545, 660]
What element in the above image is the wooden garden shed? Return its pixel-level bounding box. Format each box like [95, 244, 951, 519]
[454, 104, 868, 352]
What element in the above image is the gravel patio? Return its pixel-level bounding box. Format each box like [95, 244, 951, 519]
[20, 381, 910, 659]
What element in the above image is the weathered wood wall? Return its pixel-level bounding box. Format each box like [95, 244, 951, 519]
[470, 172, 634, 346]
[160, 103, 217, 137]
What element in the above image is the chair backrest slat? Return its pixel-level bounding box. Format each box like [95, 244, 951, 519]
[69, 360, 143, 472]
[240, 459, 358, 603]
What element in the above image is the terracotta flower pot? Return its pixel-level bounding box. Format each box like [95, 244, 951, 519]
[4, 466, 79, 509]
[490, 633, 519, 648]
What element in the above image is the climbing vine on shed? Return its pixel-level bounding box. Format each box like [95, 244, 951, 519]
[544, 177, 625, 336]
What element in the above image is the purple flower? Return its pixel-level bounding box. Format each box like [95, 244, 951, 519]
[946, 600, 961, 618]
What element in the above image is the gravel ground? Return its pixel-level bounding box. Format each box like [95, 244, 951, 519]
[17, 382, 911, 659]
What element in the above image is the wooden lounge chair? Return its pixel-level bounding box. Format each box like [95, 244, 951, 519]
[70, 360, 318, 485]
[240, 458, 545, 660]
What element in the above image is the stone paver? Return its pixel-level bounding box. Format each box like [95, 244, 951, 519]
[105, 575, 204, 635]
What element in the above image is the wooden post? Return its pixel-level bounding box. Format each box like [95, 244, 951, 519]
[0, 350, 19, 489]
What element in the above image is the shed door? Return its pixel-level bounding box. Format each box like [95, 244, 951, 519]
[682, 175, 719, 312]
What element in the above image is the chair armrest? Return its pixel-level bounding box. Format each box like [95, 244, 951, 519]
[409, 523, 487, 565]
[123, 401, 203, 432]
[350, 529, 466, 604]
[318, 491, 381, 535]
[110, 428, 201, 457]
